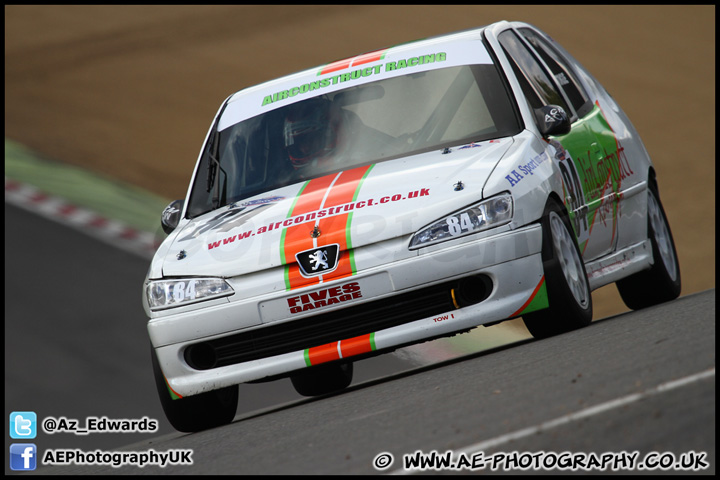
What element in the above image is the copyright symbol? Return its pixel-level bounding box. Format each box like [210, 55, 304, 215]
[373, 452, 393, 470]
[43, 418, 56, 433]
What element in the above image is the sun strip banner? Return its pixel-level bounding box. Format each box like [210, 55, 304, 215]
[217, 39, 494, 131]
[281, 165, 374, 291]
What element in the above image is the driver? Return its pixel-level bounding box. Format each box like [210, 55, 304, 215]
[282, 97, 343, 172]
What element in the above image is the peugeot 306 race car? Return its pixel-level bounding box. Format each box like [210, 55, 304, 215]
[143, 21, 681, 432]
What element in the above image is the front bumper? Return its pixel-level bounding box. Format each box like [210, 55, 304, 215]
[149, 223, 544, 397]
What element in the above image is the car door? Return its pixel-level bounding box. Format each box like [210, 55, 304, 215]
[497, 28, 618, 261]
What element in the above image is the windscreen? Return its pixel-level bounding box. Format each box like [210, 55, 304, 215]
[187, 63, 519, 218]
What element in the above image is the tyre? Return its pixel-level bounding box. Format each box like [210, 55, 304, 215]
[616, 182, 681, 309]
[291, 362, 353, 397]
[523, 199, 593, 338]
[151, 348, 238, 433]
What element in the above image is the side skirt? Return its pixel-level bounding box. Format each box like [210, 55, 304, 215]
[585, 239, 653, 291]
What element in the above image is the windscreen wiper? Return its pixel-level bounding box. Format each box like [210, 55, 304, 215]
[206, 127, 219, 188]
[204, 131, 223, 209]
[205, 100, 231, 209]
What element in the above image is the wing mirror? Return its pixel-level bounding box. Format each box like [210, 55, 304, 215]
[160, 199, 184, 235]
[535, 105, 571, 137]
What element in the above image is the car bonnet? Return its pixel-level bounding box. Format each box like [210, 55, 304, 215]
[158, 138, 512, 278]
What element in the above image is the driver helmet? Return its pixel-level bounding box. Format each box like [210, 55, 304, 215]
[283, 97, 339, 169]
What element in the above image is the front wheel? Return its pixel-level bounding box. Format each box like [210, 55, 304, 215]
[151, 348, 238, 433]
[523, 200, 592, 338]
[616, 182, 681, 309]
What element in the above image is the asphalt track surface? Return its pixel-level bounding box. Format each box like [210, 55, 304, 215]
[5, 203, 715, 475]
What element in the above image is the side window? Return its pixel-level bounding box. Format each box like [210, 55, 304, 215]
[519, 28, 593, 118]
[498, 30, 569, 115]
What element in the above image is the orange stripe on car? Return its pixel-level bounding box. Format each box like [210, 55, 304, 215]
[306, 342, 340, 366]
[350, 49, 387, 67]
[304, 332, 376, 367]
[318, 49, 388, 76]
[340, 333, 375, 358]
[282, 165, 373, 290]
[317, 165, 373, 281]
[319, 58, 353, 76]
[283, 175, 336, 290]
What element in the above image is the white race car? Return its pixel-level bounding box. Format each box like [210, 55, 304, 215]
[144, 21, 680, 432]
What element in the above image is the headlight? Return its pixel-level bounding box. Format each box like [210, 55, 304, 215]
[409, 193, 513, 249]
[145, 278, 234, 311]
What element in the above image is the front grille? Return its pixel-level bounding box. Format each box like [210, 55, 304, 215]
[184, 274, 492, 370]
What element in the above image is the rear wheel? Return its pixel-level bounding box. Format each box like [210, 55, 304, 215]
[291, 362, 353, 397]
[523, 199, 592, 338]
[151, 348, 238, 433]
[616, 182, 681, 309]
